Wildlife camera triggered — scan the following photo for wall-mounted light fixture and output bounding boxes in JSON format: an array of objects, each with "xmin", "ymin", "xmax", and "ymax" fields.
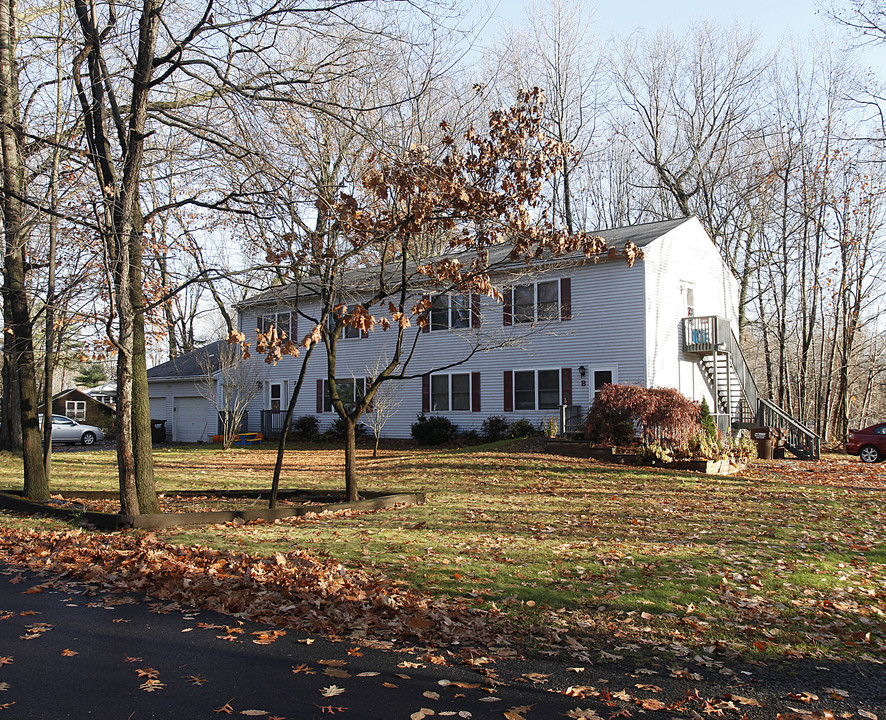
[{"xmin": 578, "ymin": 365, "xmax": 587, "ymax": 387}]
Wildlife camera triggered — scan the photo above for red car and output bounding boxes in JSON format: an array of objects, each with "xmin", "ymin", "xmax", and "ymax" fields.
[{"xmin": 846, "ymin": 423, "xmax": 886, "ymax": 463}]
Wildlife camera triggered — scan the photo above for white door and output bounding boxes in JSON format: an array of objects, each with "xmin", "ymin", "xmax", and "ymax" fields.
[{"xmin": 173, "ymin": 397, "xmax": 207, "ymax": 442}]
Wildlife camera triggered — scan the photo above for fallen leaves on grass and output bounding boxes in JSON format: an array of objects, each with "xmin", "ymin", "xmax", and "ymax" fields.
[{"xmin": 0, "ymin": 527, "xmax": 505, "ymax": 650}]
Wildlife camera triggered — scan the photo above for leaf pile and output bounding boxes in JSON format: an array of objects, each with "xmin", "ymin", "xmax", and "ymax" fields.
[{"xmin": 0, "ymin": 526, "xmax": 504, "ymax": 650}]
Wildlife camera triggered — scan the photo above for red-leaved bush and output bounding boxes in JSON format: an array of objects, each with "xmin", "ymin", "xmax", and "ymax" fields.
[{"xmin": 585, "ymin": 384, "xmax": 701, "ymax": 448}]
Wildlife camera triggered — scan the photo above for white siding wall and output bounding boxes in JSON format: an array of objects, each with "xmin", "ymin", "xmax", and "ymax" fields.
[
  {"xmin": 643, "ymin": 218, "xmax": 739, "ymax": 407},
  {"xmin": 237, "ymin": 258, "xmax": 648, "ymax": 438}
]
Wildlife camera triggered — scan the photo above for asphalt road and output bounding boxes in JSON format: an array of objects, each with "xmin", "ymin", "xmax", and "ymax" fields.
[
  {"xmin": 0, "ymin": 564, "xmax": 600, "ymax": 720},
  {"xmin": 2, "ymin": 563, "xmax": 884, "ymax": 720}
]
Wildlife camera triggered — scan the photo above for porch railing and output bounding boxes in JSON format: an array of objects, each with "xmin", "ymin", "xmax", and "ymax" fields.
[
  {"xmin": 260, "ymin": 410, "xmax": 288, "ymax": 439},
  {"xmin": 217, "ymin": 411, "xmax": 248, "ymax": 437},
  {"xmin": 559, "ymin": 404, "xmax": 584, "ymax": 437}
]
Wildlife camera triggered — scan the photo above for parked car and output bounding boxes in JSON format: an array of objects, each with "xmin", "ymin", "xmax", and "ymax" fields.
[
  {"xmin": 39, "ymin": 414, "xmax": 105, "ymax": 446},
  {"xmin": 846, "ymin": 422, "xmax": 886, "ymax": 463}
]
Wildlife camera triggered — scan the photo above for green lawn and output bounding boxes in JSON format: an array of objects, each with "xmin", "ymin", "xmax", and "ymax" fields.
[{"xmin": 1, "ymin": 443, "xmax": 884, "ymax": 660}]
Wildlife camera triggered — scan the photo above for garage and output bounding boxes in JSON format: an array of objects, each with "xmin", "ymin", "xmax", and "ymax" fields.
[{"xmin": 173, "ymin": 396, "xmax": 208, "ymax": 443}]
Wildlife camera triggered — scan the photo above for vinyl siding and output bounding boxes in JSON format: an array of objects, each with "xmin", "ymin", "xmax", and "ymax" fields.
[
  {"xmin": 642, "ymin": 217, "xmax": 739, "ymax": 407},
  {"xmin": 235, "ymin": 258, "xmax": 648, "ymax": 437}
]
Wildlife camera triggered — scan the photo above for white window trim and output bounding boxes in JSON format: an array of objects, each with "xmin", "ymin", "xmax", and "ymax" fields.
[
  {"xmin": 513, "ymin": 368, "xmax": 561, "ymax": 411},
  {"xmin": 267, "ymin": 381, "xmax": 287, "ymax": 411},
  {"xmin": 512, "ymin": 279, "xmax": 560, "ymax": 325},
  {"xmin": 260, "ymin": 310, "xmax": 293, "ymax": 339},
  {"xmin": 430, "ymin": 372, "xmax": 472, "ymax": 412},
  {"xmin": 66, "ymin": 400, "xmax": 87, "ymax": 421},
  {"xmin": 327, "ymin": 308, "xmax": 363, "ymax": 340}
]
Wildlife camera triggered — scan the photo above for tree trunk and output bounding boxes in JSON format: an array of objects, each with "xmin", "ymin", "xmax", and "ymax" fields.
[
  {"xmin": 132, "ymin": 270, "xmax": 159, "ymax": 513},
  {"xmin": 0, "ymin": 0, "xmax": 47, "ymax": 500},
  {"xmin": 269, "ymin": 343, "xmax": 315, "ymax": 509},
  {"xmin": 344, "ymin": 418, "xmax": 359, "ymax": 502},
  {"xmin": 0, "ymin": 338, "xmax": 21, "ymax": 450}
]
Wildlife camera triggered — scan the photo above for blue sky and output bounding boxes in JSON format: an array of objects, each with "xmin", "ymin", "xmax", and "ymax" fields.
[{"xmin": 471, "ymin": 0, "xmax": 884, "ymax": 67}]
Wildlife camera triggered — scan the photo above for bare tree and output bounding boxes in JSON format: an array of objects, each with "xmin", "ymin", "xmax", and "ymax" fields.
[
  {"xmin": 363, "ymin": 354, "xmax": 403, "ymax": 457},
  {"xmin": 197, "ymin": 342, "xmax": 266, "ymax": 450}
]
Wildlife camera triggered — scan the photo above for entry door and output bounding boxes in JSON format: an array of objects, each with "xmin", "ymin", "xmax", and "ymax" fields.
[{"xmin": 174, "ymin": 397, "xmax": 207, "ymax": 442}]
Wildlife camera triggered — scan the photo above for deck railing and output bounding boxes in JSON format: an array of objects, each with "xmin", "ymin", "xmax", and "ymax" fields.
[
  {"xmin": 683, "ymin": 316, "xmax": 759, "ymax": 424},
  {"xmin": 217, "ymin": 411, "xmax": 248, "ymax": 436},
  {"xmin": 558, "ymin": 404, "xmax": 584, "ymax": 437},
  {"xmin": 260, "ymin": 410, "xmax": 288, "ymax": 439}
]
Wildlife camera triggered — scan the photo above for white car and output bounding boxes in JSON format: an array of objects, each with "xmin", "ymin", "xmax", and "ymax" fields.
[{"xmin": 41, "ymin": 414, "xmax": 105, "ymax": 446}]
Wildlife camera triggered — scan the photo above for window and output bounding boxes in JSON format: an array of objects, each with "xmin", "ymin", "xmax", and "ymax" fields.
[
  {"xmin": 513, "ymin": 369, "xmax": 560, "ymax": 410},
  {"xmin": 323, "ymin": 378, "xmax": 365, "ymax": 412},
  {"xmin": 328, "ymin": 308, "xmax": 362, "ymax": 339},
  {"xmin": 591, "ymin": 367, "xmax": 617, "ymax": 399},
  {"xmin": 431, "ymin": 373, "xmax": 471, "ymax": 411},
  {"xmin": 260, "ymin": 311, "xmax": 292, "ymax": 339},
  {"xmin": 681, "ymin": 283, "xmax": 695, "ymax": 317},
  {"xmin": 66, "ymin": 401, "xmax": 86, "ymax": 422},
  {"xmin": 430, "ymin": 294, "xmax": 470, "ymax": 331},
  {"xmin": 509, "ymin": 279, "xmax": 564, "ymax": 324}
]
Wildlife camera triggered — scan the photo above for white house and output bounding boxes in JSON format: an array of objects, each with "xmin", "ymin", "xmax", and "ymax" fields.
[{"xmin": 146, "ymin": 217, "xmax": 818, "ymax": 457}]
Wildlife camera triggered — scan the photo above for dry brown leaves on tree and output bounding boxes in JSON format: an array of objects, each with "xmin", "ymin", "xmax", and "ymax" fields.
[{"xmin": 0, "ymin": 527, "xmax": 505, "ymax": 650}]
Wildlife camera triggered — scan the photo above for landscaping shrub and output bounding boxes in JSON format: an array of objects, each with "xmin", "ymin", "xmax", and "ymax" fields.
[
  {"xmin": 458, "ymin": 429, "xmax": 481, "ymax": 445},
  {"xmin": 541, "ymin": 416, "xmax": 558, "ymax": 438},
  {"xmin": 290, "ymin": 415, "xmax": 320, "ymax": 440},
  {"xmin": 585, "ymin": 385, "xmax": 638, "ymax": 446},
  {"xmin": 586, "ymin": 384, "xmax": 701, "ymax": 449},
  {"xmin": 480, "ymin": 415, "xmax": 510, "ymax": 442},
  {"xmin": 508, "ymin": 417, "xmax": 539, "ymax": 438},
  {"xmin": 411, "ymin": 414, "xmax": 459, "ymax": 445},
  {"xmin": 699, "ymin": 397, "xmax": 719, "ymax": 441},
  {"xmin": 324, "ymin": 417, "xmax": 368, "ymax": 441}
]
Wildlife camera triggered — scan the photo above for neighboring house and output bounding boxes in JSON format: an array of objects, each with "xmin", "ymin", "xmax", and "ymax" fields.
[
  {"xmin": 146, "ymin": 217, "xmax": 819, "ymax": 458},
  {"xmin": 44, "ymin": 388, "xmax": 116, "ymax": 431},
  {"xmin": 86, "ymin": 381, "xmax": 117, "ymax": 407}
]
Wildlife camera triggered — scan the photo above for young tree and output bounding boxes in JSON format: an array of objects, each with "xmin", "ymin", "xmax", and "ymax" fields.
[
  {"xmin": 0, "ymin": 0, "xmax": 48, "ymax": 499},
  {"xmin": 197, "ymin": 341, "xmax": 266, "ymax": 449},
  {"xmin": 363, "ymin": 355, "xmax": 403, "ymax": 458}
]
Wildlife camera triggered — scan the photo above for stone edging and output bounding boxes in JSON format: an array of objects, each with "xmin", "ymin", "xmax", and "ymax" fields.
[
  {"xmin": 0, "ymin": 489, "xmax": 426, "ymax": 530},
  {"xmin": 544, "ymin": 440, "xmax": 746, "ymax": 475}
]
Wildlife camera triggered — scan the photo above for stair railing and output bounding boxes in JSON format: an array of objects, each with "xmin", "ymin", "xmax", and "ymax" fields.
[
  {"xmin": 758, "ymin": 398, "xmax": 821, "ymax": 460},
  {"xmin": 717, "ymin": 318, "xmax": 759, "ymax": 423}
]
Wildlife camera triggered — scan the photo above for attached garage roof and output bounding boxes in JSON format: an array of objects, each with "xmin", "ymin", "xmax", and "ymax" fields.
[{"xmin": 146, "ymin": 340, "xmax": 229, "ymax": 381}]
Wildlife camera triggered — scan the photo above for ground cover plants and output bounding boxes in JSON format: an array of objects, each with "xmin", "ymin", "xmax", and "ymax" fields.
[{"xmin": 0, "ymin": 443, "xmax": 883, "ymax": 664}]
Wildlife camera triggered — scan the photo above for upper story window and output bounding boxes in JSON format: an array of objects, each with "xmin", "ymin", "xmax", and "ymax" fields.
[
  {"xmin": 680, "ymin": 283, "xmax": 695, "ymax": 317},
  {"xmin": 430, "ymin": 294, "xmax": 470, "ymax": 331},
  {"xmin": 328, "ymin": 308, "xmax": 363, "ymax": 339},
  {"xmin": 504, "ymin": 278, "xmax": 570, "ymax": 325},
  {"xmin": 260, "ymin": 311, "xmax": 292, "ymax": 339}
]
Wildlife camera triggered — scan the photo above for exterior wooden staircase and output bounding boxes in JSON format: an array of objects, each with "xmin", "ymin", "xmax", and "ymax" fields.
[{"xmin": 682, "ymin": 316, "xmax": 821, "ymax": 460}]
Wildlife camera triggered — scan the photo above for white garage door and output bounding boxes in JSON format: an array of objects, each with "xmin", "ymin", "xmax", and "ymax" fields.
[
  {"xmin": 174, "ymin": 397, "xmax": 207, "ymax": 443},
  {"xmin": 149, "ymin": 397, "xmax": 166, "ymax": 421}
]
